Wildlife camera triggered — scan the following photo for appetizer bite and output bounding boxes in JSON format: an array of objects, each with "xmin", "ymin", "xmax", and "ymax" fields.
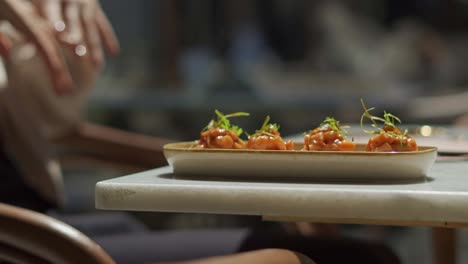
[
  {"xmin": 360, "ymin": 99, "xmax": 418, "ymax": 152},
  {"xmin": 197, "ymin": 110, "xmax": 249, "ymax": 149},
  {"xmin": 303, "ymin": 117, "xmax": 356, "ymax": 151},
  {"xmin": 246, "ymin": 116, "xmax": 294, "ymax": 150}
]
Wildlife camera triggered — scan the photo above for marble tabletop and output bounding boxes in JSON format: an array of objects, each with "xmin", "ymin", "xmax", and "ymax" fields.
[{"xmin": 95, "ymin": 161, "xmax": 468, "ymax": 227}]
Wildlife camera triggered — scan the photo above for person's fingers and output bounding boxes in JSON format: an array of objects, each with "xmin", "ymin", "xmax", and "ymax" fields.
[
  {"xmin": 80, "ymin": 1, "xmax": 103, "ymax": 66},
  {"xmin": 95, "ymin": 6, "xmax": 119, "ymax": 56},
  {"xmin": 2, "ymin": 0, "xmax": 73, "ymax": 94},
  {"xmin": 59, "ymin": 0, "xmax": 83, "ymax": 46},
  {"xmin": 33, "ymin": 23, "xmax": 74, "ymax": 94},
  {"xmin": 32, "ymin": 0, "xmax": 66, "ymax": 33},
  {"xmin": 0, "ymin": 32, "xmax": 12, "ymax": 59},
  {"xmin": 32, "ymin": 0, "xmax": 119, "ymax": 59}
]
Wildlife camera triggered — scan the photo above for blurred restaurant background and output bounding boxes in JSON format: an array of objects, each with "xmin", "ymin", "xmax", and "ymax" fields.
[
  {"xmin": 91, "ymin": 0, "xmax": 468, "ymax": 140},
  {"xmin": 60, "ymin": 0, "xmax": 468, "ymax": 263}
]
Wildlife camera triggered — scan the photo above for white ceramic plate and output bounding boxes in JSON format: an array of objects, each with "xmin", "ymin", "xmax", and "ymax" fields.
[{"xmin": 164, "ymin": 142, "xmax": 438, "ymax": 181}]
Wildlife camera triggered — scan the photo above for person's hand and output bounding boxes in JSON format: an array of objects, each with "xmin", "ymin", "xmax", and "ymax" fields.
[
  {"xmin": 31, "ymin": 0, "xmax": 120, "ymax": 67},
  {"xmin": 0, "ymin": 0, "xmax": 73, "ymax": 95},
  {"xmin": 0, "ymin": 0, "xmax": 120, "ymax": 94}
]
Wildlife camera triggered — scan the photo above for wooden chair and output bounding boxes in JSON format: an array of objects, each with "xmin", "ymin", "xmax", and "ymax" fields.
[
  {"xmin": 0, "ymin": 203, "xmax": 314, "ymax": 264},
  {"xmin": 51, "ymin": 121, "xmax": 174, "ymax": 174},
  {"xmin": 0, "ymin": 202, "xmax": 115, "ymax": 264}
]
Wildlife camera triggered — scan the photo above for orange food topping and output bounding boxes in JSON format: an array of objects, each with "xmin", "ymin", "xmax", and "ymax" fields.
[
  {"xmin": 303, "ymin": 117, "xmax": 356, "ymax": 151},
  {"xmin": 247, "ymin": 130, "xmax": 294, "ymax": 150},
  {"xmin": 366, "ymin": 126, "xmax": 418, "ymax": 152},
  {"xmin": 304, "ymin": 127, "xmax": 355, "ymax": 151},
  {"xmin": 198, "ymin": 127, "xmax": 245, "ymax": 149},
  {"xmin": 197, "ymin": 110, "xmax": 249, "ymax": 149},
  {"xmin": 360, "ymin": 99, "xmax": 418, "ymax": 152}
]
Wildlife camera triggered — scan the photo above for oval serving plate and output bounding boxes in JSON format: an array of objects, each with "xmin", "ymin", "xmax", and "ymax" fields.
[{"xmin": 163, "ymin": 142, "xmax": 437, "ymax": 181}]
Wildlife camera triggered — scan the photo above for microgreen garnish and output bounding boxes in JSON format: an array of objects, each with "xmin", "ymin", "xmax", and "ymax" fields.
[
  {"xmin": 319, "ymin": 117, "xmax": 348, "ymax": 137},
  {"xmin": 360, "ymin": 99, "xmax": 408, "ymax": 139},
  {"xmin": 252, "ymin": 116, "xmax": 280, "ymax": 137},
  {"xmin": 204, "ymin": 110, "xmax": 249, "ymax": 136}
]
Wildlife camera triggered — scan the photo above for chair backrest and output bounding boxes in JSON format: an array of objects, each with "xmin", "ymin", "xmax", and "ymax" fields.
[{"xmin": 0, "ymin": 203, "xmax": 115, "ymax": 264}]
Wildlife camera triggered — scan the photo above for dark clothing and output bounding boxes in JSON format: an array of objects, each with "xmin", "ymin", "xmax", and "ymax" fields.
[
  {"xmin": 91, "ymin": 225, "xmax": 400, "ymax": 264},
  {"xmin": 0, "ymin": 150, "xmax": 52, "ymax": 213},
  {"xmin": 94, "ymin": 228, "xmax": 249, "ymax": 264},
  {"xmin": 239, "ymin": 225, "xmax": 401, "ymax": 264}
]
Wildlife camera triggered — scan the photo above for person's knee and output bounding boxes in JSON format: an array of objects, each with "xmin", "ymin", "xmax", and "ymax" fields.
[
  {"xmin": 246, "ymin": 248, "xmax": 316, "ymax": 264},
  {"xmin": 165, "ymin": 248, "xmax": 316, "ymax": 264}
]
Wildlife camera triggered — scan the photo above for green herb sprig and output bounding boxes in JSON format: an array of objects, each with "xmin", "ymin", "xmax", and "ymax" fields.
[
  {"xmin": 319, "ymin": 117, "xmax": 349, "ymax": 137},
  {"xmin": 252, "ymin": 116, "xmax": 280, "ymax": 137},
  {"xmin": 204, "ymin": 110, "xmax": 249, "ymax": 136},
  {"xmin": 360, "ymin": 99, "xmax": 408, "ymax": 139}
]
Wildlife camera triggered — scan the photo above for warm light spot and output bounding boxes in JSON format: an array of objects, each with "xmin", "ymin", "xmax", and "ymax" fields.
[
  {"xmin": 75, "ymin": 45, "xmax": 87, "ymax": 56},
  {"xmin": 54, "ymin": 21, "xmax": 66, "ymax": 32},
  {"xmin": 420, "ymin": 125, "xmax": 432, "ymax": 137}
]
